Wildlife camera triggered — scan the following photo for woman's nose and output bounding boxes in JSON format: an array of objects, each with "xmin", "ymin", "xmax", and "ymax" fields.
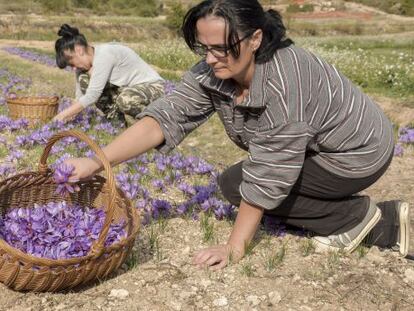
[{"xmin": 205, "ymin": 51, "xmax": 218, "ymax": 65}]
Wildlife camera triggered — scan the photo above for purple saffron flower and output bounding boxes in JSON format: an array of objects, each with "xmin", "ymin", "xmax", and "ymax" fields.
[
  {"xmin": 151, "ymin": 199, "xmax": 172, "ymax": 219},
  {"xmin": 394, "ymin": 143, "xmax": 404, "ymax": 157},
  {"xmin": 53, "ymin": 163, "xmax": 80, "ymax": 196},
  {"xmin": 152, "ymin": 179, "xmax": 165, "ymax": 191}
]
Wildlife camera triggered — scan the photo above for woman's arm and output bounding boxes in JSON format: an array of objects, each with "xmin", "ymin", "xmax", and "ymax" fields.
[
  {"xmin": 192, "ymin": 199, "xmax": 264, "ymax": 270},
  {"xmin": 52, "ymin": 100, "xmax": 84, "ymax": 122},
  {"xmin": 102, "ymin": 116, "xmax": 164, "ymax": 166},
  {"xmin": 66, "ymin": 116, "xmax": 164, "ymax": 181}
]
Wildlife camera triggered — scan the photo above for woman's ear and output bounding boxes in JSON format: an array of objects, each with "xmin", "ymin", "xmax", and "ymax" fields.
[{"xmin": 250, "ymin": 29, "xmax": 263, "ymax": 52}]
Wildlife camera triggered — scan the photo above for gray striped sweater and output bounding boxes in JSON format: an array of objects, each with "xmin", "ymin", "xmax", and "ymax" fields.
[{"xmin": 138, "ymin": 45, "xmax": 394, "ymax": 210}]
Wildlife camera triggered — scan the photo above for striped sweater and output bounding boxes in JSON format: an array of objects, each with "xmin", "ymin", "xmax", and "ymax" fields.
[{"xmin": 138, "ymin": 45, "xmax": 394, "ymax": 210}]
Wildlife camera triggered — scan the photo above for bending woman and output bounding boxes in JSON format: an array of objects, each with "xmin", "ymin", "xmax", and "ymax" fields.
[
  {"xmin": 53, "ymin": 24, "xmax": 164, "ymax": 125},
  {"xmin": 64, "ymin": 0, "xmax": 410, "ymax": 269}
]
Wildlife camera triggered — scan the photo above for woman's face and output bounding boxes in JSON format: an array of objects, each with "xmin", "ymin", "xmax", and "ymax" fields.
[
  {"xmin": 196, "ymin": 15, "xmax": 260, "ymax": 82},
  {"xmin": 64, "ymin": 45, "xmax": 92, "ymax": 71}
]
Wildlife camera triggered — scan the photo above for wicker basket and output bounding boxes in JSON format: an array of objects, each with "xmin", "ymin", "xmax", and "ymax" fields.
[
  {"xmin": 0, "ymin": 130, "xmax": 140, "ymax": 292},
  {"xmin": 6, "ymin": 96, "xmax": 59, "ymax": 124}
]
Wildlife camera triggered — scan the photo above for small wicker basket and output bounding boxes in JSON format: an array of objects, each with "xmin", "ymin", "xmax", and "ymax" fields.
[
  {"xmin": 6, "ymin": 96, "xmax": 59, "ymax": 124},
  {"xmin": 0, "ymin": 130, "xmax": 140, "ymax": 292}
]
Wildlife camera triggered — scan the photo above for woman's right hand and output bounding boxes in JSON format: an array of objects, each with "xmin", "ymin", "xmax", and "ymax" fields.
[{"xmin": 64, "ymin": 157, "xmax": 103, "ymax": 182}]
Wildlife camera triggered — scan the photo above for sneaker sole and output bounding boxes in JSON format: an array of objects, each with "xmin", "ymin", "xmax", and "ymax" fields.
[
  {"xmin": 313, "ymin": 206, "xmax": 382, "ymax": 254},
  {"xmin": 397, "ymin": 202, "xmax": 410, "ymax": 257},
  {"xmin": 342, "ymin": 206, "xmax": 382, "ymax": 253}
]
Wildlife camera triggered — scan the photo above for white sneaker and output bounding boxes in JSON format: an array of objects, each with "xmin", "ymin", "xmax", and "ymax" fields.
[{"xmin": 312, "ymin": 201, "xmax": 382, "ymax": 253}]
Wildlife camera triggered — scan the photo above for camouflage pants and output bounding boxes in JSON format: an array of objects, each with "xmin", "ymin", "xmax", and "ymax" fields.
[{"xmin": 78, "ymin": 73, "xmax": 165, "ymax": 124}]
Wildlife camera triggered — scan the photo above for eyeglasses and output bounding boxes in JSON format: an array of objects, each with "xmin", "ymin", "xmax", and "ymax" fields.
[{"xmin": 193, "ymin": 33, "xmax": 252, "ymax": 58}]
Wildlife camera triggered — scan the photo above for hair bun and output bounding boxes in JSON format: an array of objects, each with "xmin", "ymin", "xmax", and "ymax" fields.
[{"xmin": 57, "ymin": 24, "xmax": 80, "ymax": 38}]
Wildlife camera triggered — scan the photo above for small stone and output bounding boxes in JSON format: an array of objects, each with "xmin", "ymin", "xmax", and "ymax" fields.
[
  {"xmin": 109, "ymin": 289, "xmax": 129, "ymax": 300},
  {"xmin": 54, "ymin": 304, "xmax": 66, "ymax": 311},
  {"xmin": 179, "ymin": 291, "xmax": 194, "ymax": 300},
  {"xmin": 183, "ymin": 246, "xmax": 191, "ymax": 255},
  {"xmin": 404, "ymin": 268, "xmax": 414, "ymax": 282},
  {"xmin": 268, "ymin": 291, "xmax": 282, "ymax": 305},
  {"xmin": 169, "ymin": 301, "xmax": 182, "ymax": 311},
  {"xmin": 200, "ymin": 279, "xmax": 212, "ymax": 288},
  {"xmin": 93, "ymin": 297, "xmax": 106, "ymax": 306},
  {"xmin": 246, "ymin": 295, "xmax": 260, "ymax": 306},
  {"xmin": 213, "ymin": 296, "xmax": 228, "ymax": 307}
]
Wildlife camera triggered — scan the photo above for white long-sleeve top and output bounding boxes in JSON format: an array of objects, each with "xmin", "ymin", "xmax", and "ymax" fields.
[{"xmin": 76, "ymin": 43, "xmax": 163, "ymax": 107}]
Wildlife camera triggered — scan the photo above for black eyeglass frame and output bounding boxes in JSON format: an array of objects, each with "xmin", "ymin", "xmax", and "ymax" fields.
[{"xmin": 192, "ymin": 32, "xmax": 253, "ymax": 58}]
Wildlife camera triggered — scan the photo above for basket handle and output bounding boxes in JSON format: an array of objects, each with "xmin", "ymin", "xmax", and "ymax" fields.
[{"xmin": 39, "ymin": 130, "xmax": 117, "ymax": 259}]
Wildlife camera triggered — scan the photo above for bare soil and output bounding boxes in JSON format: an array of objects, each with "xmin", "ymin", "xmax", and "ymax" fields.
[{"xmin": 1, "ymin": 151, "xmax": 414, "ymax": 311}]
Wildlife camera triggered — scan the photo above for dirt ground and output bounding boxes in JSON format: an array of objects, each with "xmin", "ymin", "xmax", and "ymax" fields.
[{"xmin": 1, "ymin": 152, "xmax": 413, "ymax": 311}]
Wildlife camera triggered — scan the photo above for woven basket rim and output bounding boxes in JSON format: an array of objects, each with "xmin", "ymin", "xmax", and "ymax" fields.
[{"xmin": 6, "ymin": 96, "xmax": 59, "ymax": 106}]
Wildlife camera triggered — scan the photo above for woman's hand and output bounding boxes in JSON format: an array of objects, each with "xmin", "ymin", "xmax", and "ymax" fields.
[
  {"xmin": 192, "ymin": 244, "xmax": 243, "ymax": 270},
  {"xmin": 52, "ymin": 101, "xmax": 84, "ymax": 122},
  {"xmin": 64, "ymin": 157, "xmax": 102, "ymax": 182},
  {"xmin": 192, "ymin": 200, "xmax": 264, "ymax": 270},
  {"xmin": 52, "ymin": 110, "xmax": 71, "ymax": 122}
]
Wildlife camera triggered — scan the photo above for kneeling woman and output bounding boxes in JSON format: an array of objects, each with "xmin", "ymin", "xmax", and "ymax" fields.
[
  {"xmin": 53, "ymin": 24, "xmax": 164, "ymax": 125},
  {"xmin": 63, "ymin": 0, "xmax": 409, "ymax": 269}
]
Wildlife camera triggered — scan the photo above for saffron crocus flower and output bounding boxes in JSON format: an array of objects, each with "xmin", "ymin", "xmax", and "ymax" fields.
[
  {"xmin": 53, "ymin": 163, "xmax": 80, "ymax": 196},
  {"xmin": 178, "ymin": 182, "xmax": 195, "ymax": 196},
  {"xmin": 152, "ymin": 179, "xmax": 165, "ymax": 191},
  {"xmin": 399, "ymin": 127, "xmax": 414, "ymax": 144},
  {"xmin": 262, "ymin": 215, "xmax": 287, "ymax": 237},
  {"xmin": 394, "ymin": 143, "xmax": 404, "ymax": 157},
  {"xmin": 151, "ymin": 199, "xmax": 172, "ymax": 219}
]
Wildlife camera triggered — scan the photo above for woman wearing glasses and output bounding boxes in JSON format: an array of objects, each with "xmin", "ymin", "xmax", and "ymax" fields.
[
  {"xmin": 65, "ymin": 0, "xmax": 410, "ymax": 269},
  {"xmin": 53, "ymin": 24, "xmax": 165, "ymax": 125}
]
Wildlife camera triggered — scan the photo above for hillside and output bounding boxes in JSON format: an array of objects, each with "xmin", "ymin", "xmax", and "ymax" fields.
[{"xmin": 1, "ymin": 0, "xmax": 414, "ymax": 17}]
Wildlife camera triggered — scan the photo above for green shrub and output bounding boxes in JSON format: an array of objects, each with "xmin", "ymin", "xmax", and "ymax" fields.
[{"xmin": 165, "ymin": 2, "xmax": 187, "ymax": 35}]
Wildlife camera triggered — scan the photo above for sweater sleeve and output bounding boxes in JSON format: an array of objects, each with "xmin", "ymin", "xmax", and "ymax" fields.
[
  {"xmin": 137, "ymin": 68, "xmax": 215, "ymax": 153},
  {"xmin": 240, "ymin": 121, "xmax": 315, "ymax": 210}
]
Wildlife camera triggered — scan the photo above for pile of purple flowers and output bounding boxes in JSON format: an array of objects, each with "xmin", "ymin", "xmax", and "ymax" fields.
[
  {"xmin": 394, "ymin": 126, "xmax": 414, "ymax": 157},
  {"xmin": 0, "ymin": 202, "xmax": 126, "ymax": 260}
]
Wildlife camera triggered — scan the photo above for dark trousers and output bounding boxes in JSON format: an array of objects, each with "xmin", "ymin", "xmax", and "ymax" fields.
[{"xmin": 218, "ymin": 154, "xmax": 393, "ymax": 241}]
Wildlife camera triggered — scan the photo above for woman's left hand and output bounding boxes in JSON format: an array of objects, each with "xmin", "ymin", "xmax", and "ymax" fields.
[{"xmin": 192, "ymin": 244, "xmax": 243, "ymax": 270}]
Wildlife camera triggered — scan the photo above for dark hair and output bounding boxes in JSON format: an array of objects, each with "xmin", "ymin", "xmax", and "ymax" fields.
[
  {"xmin": 182, "ymin": 0, "xmax": 293, "ymax": 64},
  {"xmin": 55, "ymin": 24, "xmax": 88, "ymax": 69}
]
